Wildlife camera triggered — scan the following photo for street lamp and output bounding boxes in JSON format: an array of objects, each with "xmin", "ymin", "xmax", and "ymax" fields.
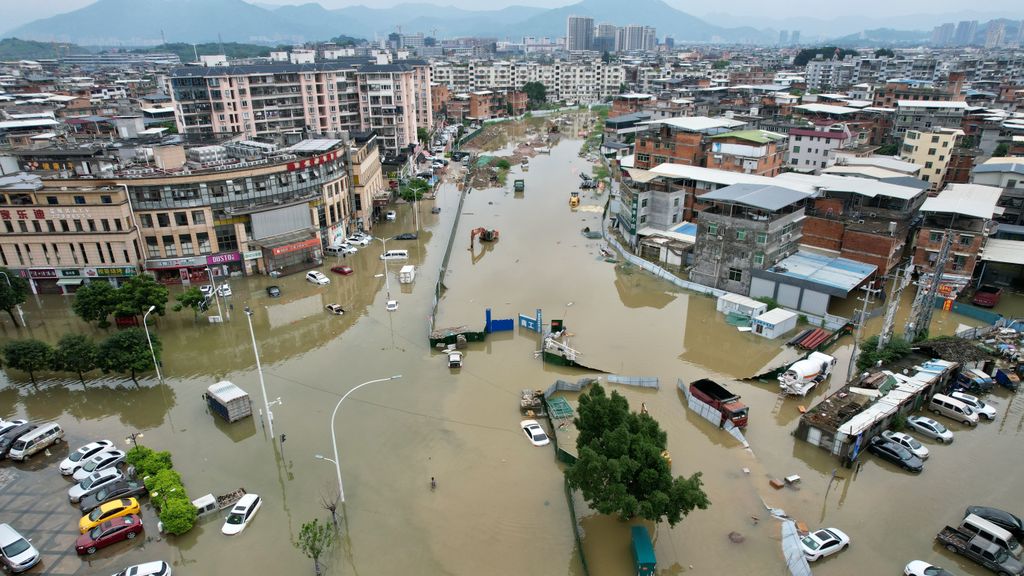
[
  {"xmin": 0, "ymin": 271, "xmax": 25, "ymax": 327},
  {"xmin": 142, "ymin": 305, "xmax": 162, "ymax": 382},
  {"xmin": 376, "ymin": 237, "xmax": 391, "ymax": 300},
  {"xmin": 318, "ymin": 375, "xmax": 402, "ymax": 503},
  {"xmin": 205, "ymin": 266, "xmax": 224, "ymax": 321},
  {"xmin": 244, "ymin": 306, "xmax": 276, "ymax": 440}
]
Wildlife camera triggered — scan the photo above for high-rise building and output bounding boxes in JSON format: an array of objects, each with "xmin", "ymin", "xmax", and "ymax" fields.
[
  {"xmin": 617, "ymin": 24, "xmax": 649, "ymax": 51},
  {"xmin": 931, "ymin": 23, "xmax": 955, "ymax": 46},
  {"xmin": 594, "ymin": 23, "xmax": 617, "ymax": 53},
  {"xmin": 779, "ymin": 30, "xmax": 789, "ymax": 46},
  {"xmin": 985, "ymin": 22, "xmax": 1006, "ymax": 48},
  {"xmin": 566, "ymin": 15, "xmax": 594, "ymax": 51},
  {"xmin": 643, "ymin": 26, "xmax": 657, "ymax": 51},
  {"xmin": 791, "ymin": 30, "xmax": 801, "ymax": 45},
  {"xmin": 954, "ymin": 20, "xmax": 977, "ymax": 45}
]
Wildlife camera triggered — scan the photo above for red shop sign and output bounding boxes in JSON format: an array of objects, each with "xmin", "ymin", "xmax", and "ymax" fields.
[{"xmin": 270, "ymin": 237, "xmax": 321, "ymax": 256}]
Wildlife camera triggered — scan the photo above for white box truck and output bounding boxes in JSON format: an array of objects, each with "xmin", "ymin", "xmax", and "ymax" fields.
[
  {"xmin": 399, "ymin": 265, "xmax": 416, "ymax": 284},
  {"xmin": 205, "ymin": 381, "xmax": 253, "ymax": 423}
]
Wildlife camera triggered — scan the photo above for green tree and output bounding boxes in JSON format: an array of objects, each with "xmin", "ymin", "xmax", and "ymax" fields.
[
  {"xmin": 856, "ymin": 335, "xmax": 911, "ymax": 371},
  {"xmin": 712, "ymin": 59, "xmax": 730, "ymax": 69},
  {"xmin": 2, "ymin": 339, "xmax": 53, "ymax": 383},
  {"xmin": 993, "ymin": 142, "xmax": 1009, "ymax": 157},
  {"xmin": 71, "ymin": 281, "xmax": 120, "ymax": 328},
  {"xmin": 159, "ymin": 494, "xmax": 198, "ymax": 536},
  {"xmin": 295, "ymin": 518, "xmax": 337, "ymax": 576},
  {"xmin": 495, "ymin": 158, "xmax": 511, "ymax": 170},
  {"xmin": 98, "ymin": 329, "xmax": 159, "ymax": 381},
  {"xmin": 52, "ymin": 334, "xmax": 98, "ymax": 382},
  {"xmin": 523, "ymin": 81, "xmax": 547, "ymax": 107},
  {"xmin": 0, "ymin": 267, "xmax": 29, "ymax": 327},
  {"xmin": 126, "ymin": 445, "xmax": 174, "ymax": 478},
  {"xmin": 601, "ymin": 51, "xmax": 611, "ymax": 64},
  {"xmin": 115, "ymin": 275, "xmax": 169, "ymax": 320},
  {"xmin": 399, "ymin": 178, "xmax": 431, "ymax": 201},
  {"xmin": 875, "ymin": 143, "xmax": 900, "ymax": 156},
  {"xmin": 565, "ymin": 383, "xmax": 710, "ymax": 527},
  {"xmin": 874, "ymin": 48, "xmax": 895, "ymax": 58},
  {"xmin": 417, "ymin": 127, "xmax": 429, "ymax": 144},
  {"xmin": 173, "ymin": 287, "xmax": 207, "ymax": 321}
]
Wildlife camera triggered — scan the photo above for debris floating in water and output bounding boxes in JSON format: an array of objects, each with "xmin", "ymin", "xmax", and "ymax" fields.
[{"xmin": 728, "ymin": 531, "xmax": 745, "ymax": 543}]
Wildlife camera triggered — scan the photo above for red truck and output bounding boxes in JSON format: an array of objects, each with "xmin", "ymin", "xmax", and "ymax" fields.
[
  {"xmin": 972, "ymin": 285, "xmax": 1003, "ymax": 308},
  {"xmin": 689, "ymin": 379, "xmax": 749, "ymax": 428}
]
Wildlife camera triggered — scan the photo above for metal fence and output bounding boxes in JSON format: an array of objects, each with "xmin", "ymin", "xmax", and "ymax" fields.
[{"xmin": 606, "ymin": 375, "xmax": 660, "ymax": 389}]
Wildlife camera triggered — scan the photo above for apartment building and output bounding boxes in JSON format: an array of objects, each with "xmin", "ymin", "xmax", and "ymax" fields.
[
  {"xmin": 0, "ymin": 172, "xmax": 143, "ymax": 295},
  {"xmin": 347, "ymin": 132, "xmax": 386, "ymax": 233},
  {"xmin": 633, "ymin": 116, "xmax": 747, "ymax": 170},
  {"xmin": 356, "ymin": 61, "xmax": 433, "ymax": 155},
  {"xmin": 872, "ymin": 73, "xmax": 965, "ymax": 108},
  {"xmin": 428, "ymin": 60, "xmax": 625, "ymax": 104},
  {"xmin": 690, "ymin": 183, "xmax": 810, "ymax": 294},
  {"xmin": 913, "ymin": 184, "xmax": 1002, "ymax": 287},
  {"xmin": 892, "ymin": 100, "xmax": 967, "ymax": 140},
  {"xmin": 566, "ymin": 16, "xmax": 595, "ymax": 51},
  {"xmin": 973, "ymin": 157, "xmax": 1024, "ymax": 225},
  {"xmin": 899, "ymin": 127, "xmax": 965, "ymax": 191},
  {"xmin": 786, "ymin": 124, "xmax": 857, "ymax": 173},
  {"xmin": 707, "ymin": 130, "xmax": 787, "ymax": 177}
]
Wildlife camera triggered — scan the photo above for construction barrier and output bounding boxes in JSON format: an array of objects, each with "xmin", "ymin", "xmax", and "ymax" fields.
[{"xmin": 606, "ymin": 375, "xmax": 660, "ymax": 389}]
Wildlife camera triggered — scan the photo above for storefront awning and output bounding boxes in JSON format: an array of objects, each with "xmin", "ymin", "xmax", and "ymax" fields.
[{"xmin": 56, "ymin": 278, "xmax": 83, "ymax": 286}]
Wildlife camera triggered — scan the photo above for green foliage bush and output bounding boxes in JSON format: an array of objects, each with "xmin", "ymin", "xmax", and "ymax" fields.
[
  {"xmin": 126, "ymin": 446, "xmax": 173, "ymax": 478},
  {"xmin": 132, "ymin": 444, "xmax": 197, "ymax": 536},
  {"xmin": 160, "ymin": 495, "xmax": 198, "ymax": 536}
]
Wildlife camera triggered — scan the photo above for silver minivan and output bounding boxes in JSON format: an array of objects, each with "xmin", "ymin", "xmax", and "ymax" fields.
[
  {"xmin": 0, "ymin": 523, "xmax": 40, "ymax": 573},
  {"xmin": 961, "ymin": 513, "xmax": 1021, "ymax": 558},
  {"xmin": 929, "ymin": 393, "xmax": 979, "ymax": 426},
  {"xmin": 8, "ymin": 422, "xmax": 64, "ymax": 461}
]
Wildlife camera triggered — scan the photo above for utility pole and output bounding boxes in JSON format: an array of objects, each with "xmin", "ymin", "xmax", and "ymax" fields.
[
  {"xmin": 905, "ymin": 231, "xmax": 953, "ymax": 343},
  {"xmin": 847, "ymin": 285, "xmax": 880, "ymax": 381},
  {"xmin": 877, "ymin": 262, "xmax": 913, "ymax": 349}
]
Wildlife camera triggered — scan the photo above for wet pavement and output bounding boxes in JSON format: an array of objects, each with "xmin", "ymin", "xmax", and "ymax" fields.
[{"xmin": 0, "ymin": 111, "xmax": 1020, "ymax": 575}]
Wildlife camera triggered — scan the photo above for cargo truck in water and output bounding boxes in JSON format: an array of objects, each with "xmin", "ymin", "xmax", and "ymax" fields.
[
  {"xmin": 688, "ymin": 379, "xmax": 749, "ymax": 428},
  {"xmin": 205, "ymin": 381, "xmax": 253, "ymax": 423}
]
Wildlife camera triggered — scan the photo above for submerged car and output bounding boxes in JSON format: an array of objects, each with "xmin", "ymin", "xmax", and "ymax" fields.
[
  {"xmin": 75, "ymin": 515, "xmax": 143, "ymax": 555},
  {"xmin": 393, "ymin": 233, "xmax": 418, "ymax": 240},
  {"xmin": 386, "ymin": 300, "xmax": 399, "ymax": 312},
  {"xmin": 0, "ymin": 523, "xmax": 40, "ymax": 573},
  {"xmin": 330, "ymin": 266, "xmax": 353, "ymax": 276},
  {"xmin": 110, "ymin": 561, "xmax": 173, "ymax": 576},
  {"xmin": 73, "ymin": 450, "xmax": 126, "ymax": 481},
  {"xmin": 60, "ymin": 440, "xmax": 115, "ymax": 475},
  {"xmin": 520, "ymin": 420, "xmax": 550, "ymax": 447},
  {"xmin": 265, "ymin": 286, "xmax": 281, "ymax": 298},
  {"xmin": 866, "ymin": 436, "xmax": 923, "ymax": 472},
  {"xmin": 69, "ymin": 468, "xmax": 123, "ymax": 503},
  {"xmin": 222, "ymin": 493, "xmax": 262, "ymax": 535},
  {"xmin": 78, "ymin": 480, "xmax": 148, "ymax": 514},
  {"xmin": 880, "ymin": 430, "xmax": 930, "ymax": 460},
  {"xmin": 904, "ymin": 560, "xmax": 955, "ymax": 576},
  {"xmin": 950, "ymin": 391, "xmax": 997, "ymax": 420},
  {"xmin": 325, "ymin": 304, "xmax": 345, "ymax": 315},
  {"xmin": 972, "ymin": 285, "xmax": 1003, "ymax": 307},
  {"xmin": 800, "ymin": 527, "xmax": 850, "ymax": 561},
  {"xmin": 906, "ymin": 416, "xmax": 954, "ymax": 443},
  {"xmin": 965, "ymin": 506, "xmax": 1024, "ymax": 540},
  {"xmin": 306, "ymin": 271, "xmax": 331, "ymax": 285},
  {"xmin": 79, "ymin": 498, "xmax": 141, "ymax": 534}
]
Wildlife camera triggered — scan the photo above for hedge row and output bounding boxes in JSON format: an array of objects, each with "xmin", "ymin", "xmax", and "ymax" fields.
[{"xmin": 126, "ymin": 445, "xmax": 197, "ymax": 535}]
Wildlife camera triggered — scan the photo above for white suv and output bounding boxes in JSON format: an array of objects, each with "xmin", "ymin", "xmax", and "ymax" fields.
[
  {"xmin": 348, "ymin": 234, "xmax": 372, "ymax": 246},
  {"xmin": 306, "ymin": 271, "xmax": 331, "ymax": 285}
]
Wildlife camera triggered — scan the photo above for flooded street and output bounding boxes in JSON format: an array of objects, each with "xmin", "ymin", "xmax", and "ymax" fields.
[{"xmin": 1, "ymin": 111, "xmax": 1021, "ymax": 576}]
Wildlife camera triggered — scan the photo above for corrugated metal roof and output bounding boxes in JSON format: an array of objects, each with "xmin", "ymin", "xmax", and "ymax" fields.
[{"xmin": 699, "ymin": 182, "xmax": 812, "ymax": 211}]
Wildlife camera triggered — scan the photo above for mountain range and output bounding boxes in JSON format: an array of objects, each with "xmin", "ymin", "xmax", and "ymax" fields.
[{"xmin": 3, "ymin": 0, "xmax": 771, "ymax": 45}]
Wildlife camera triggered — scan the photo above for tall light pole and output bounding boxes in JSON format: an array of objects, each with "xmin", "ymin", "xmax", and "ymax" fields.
[
  {"xmin": 205, "ymin": 266, "xmax": 224, "ymax": 320},
  {"xmin": 316, "ymin": 374, "xmax": 402, "ymax": 503},
  {"xmin": 142, "ymin": 305, "xmax": 162, "ymax": 382},
  {"xmin": 0, "ymin": 271, "xmax": 25, "ymax": 327},
  {"xmin": 376, "ymin": 237, "xmax": 391, "ymax": 300},
  {"xmin": 244, "ymin": 306, "xmax": 276, "ymax": 440}
]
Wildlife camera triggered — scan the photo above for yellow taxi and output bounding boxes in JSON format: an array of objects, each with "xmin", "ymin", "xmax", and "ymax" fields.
[{"xmin": 78, "ymin": 498, "xmax": 141, "ymax": 533}]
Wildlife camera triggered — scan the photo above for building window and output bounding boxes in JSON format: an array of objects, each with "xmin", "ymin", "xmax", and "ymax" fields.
[
  {"xmin": 792, "ymin": 146, "xmax": 800, "ymax": 153},
  {"xmin": 197, "ymin": 232, "xmax": 212, "ymax": 254},
  {"xmin": 175, "ymin": 212, "xmax": 189, "ymax": 226},
  {"xmin": 736, "ymin": 229, "xmax": 747, "ymax": 241},
  {"xmin": 163, "ymin": 235, "xmax": 177, "ymax": 256},
  {"xmin": 146, "ymin": 237, "xmax": 159, "ymax": 258},
  {"xmin": 46, "ymin": 196, "xmax": 58, "ymax": 205},
  {"xmin": 639, "ymin": 215, "xmax": 647, "ymax": 224},
  {"xmin": 929, "ymin": 231, "xmax": 943, "ymax": 243},
  {"xmin": 100, "ymin": 195, "xmax": 112, "ymax": 204},
  {"xmin": 925, "ymin": 161, "xmax": 933, "ymax": 169},
  {"xmin": 756, "ymin": 232, "xmax": 768, "ymax": 244},
  {"xmin": 74, "ymin": 196, "xmax": 86, "ymax": 205},
  {"xmin": 707, "ymin": 223, "xmax": 718, "ymax": 236},
  {"xmin": 157, "ymin": 213, "xmax": 170, "ymax": 227},
  {"xmin": 180, "ymin": 234, "xmax": 194, "ymax": 256},
  {"xmin": 640, "ymin": 198, "xmax": 647, "ymax": 208},
  {"xmin": 192, "ymin": 210, "xmax": 206, "ymax": 224},
  {"xmin": 728, "ymin": 267, "xmax": 742, "ymax": 282},
  {"xmin": 754, "ymin": 253, "xmax": 765, "ymax": 265},
  {"xmin": 140, "ymin": 214, "xmax": 153, "ymax": 227},
  {"xmin": 959, "ymin": 234, "xmax": 973, "ymax": 246}
]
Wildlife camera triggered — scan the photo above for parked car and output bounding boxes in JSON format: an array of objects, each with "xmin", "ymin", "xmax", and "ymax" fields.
[
  {"xmin": 966, "ymin": 506, "xmax": 1024, "ymax": 541},
  {"xmin": 904, "ymin": 560, "xmax": 956, "ymax": 576},
  {"xmin": 216, "ymin": 284, "xmax": 232, "ymax": 297},
  {"xmin": 222, "ymin": 493, "xmax": 262, "ymax": 535},
  {"xmin": 950, "ymin": 391, "xmax": 997, "ymax": 420},
  {"xmin": 0, "ymin": 419, "xmax": 27, "ymax": 438},
  {"xmin": 73, "ymin": 450, "xmax": 126, "ymax": 481},
  {"xmin": 906, "ymin": 416, "xmax": 954, "ymax": 443},
  {"xmin": 75, "ymin": 514, "xmax": 143, "ymax": 555},
  {"xmin": 79, "ymin": 498, "xmax": 141, "ymax": 534},
  {"xmin": 78, "ymin": 479, "xmax": 148, "ymax": 514},
  {"xmin": 520, "ymin": 420, "xmax": 550, "ymax": 447},
  {"xmin": 881, "ymin": 430, "xmax": 930, "ymax": 459},
  {"xmin": 867, "ymin": 436, "xmax": 924, "ymax": 472},
  {"xmin": 385, "ymin": 300, "xmax": 399, "ymax": 312},
  {"xmin": 0, "ymin": 423, "xmax": 37, "ymax": 459},
  {"xmin": 800, "ymin": 527, "xmax": 850, "ymax": 561},
  {"xmin": 306, "ymin": 271, "xmax": 330, "ymax": 285},
  {"xmin": 331, "ymin": 243, "xmax": 357, "ymax": 255},
  {"xmin": 416, "ymin": 170, "xmax": 433, "ymax": 179},
  {"xmin": 972, "ymin": 285, "xmax": 1003, "ymax": 307},
  {"xmin": 0, "ymin": 523, "xmax": 39, "ymax": 574},
  {"xmin": 111, "ymin": 561, "xmax": 172, "ymax": 576},
  {"xmin": 330, "ymin": 266, "xmax": 353, "ymax": 275},
  {"xmin": 199, "ymin": 285, "xmax": 215, "ymax": 297},
  {"xmin": 69, "ymin": 468, "xmax": 123, "ymax": 503},
  {"xmin": 393, "ymin": 233, "xmax": 418, "ymax": 240},
  {"xmin": 60, "ymin": 440, "xmax": 115, "ymax": 476},
  {"xmin": 325, "ymin": 304, "xmax": 345, "ymax": 316},
  {"xmin": 431, "ymin": 161, "xmax": 445, "ymax": 170},
  {"xmin": 266, "ymin": 286, "xmax": 281, "ymax": 298},
  {"xmin": 385, "ymin": 210, "xmax": 397, "ymax": 220},
  {"xmin": 110, "ymin": 561, "xmax": 171, "ymax": 573},
  {"xmin": 347, "ymin": 235, "xmax": 372, "ymax": 246}
]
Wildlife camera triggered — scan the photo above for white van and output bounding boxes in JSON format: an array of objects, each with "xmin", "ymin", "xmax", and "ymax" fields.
[
  {"xmin": 8, "ymin": 422, "xmax": 64, "ymax": 461},
  {"xmin": 961, "ymin": 513, "xmax": 1021, "ymax": 558},
  {"xmin": 380, "ymin": 249, "xmax": 409, "ymax": 261},
  {"xmin": 929, "ymin": 393, "xmax": 979, "ymax": 426}
]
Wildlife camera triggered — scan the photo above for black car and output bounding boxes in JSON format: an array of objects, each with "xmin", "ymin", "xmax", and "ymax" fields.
[
  {"xmin": 393, "ymin": 233, "xmax": 418, "ymax": 240},
  {"xmin": 78, "ymin": 479, "xmax": 148, "ymax": 514},
  {"xmin": 867, "ymin": 436, "xmax": 924, "ymax": 472},
  {"xmin": 0, "ymin": 423, "xmax": 37, "ymax": 459},
  {"xmin": 266, "ymin": 286, "xmax": 281, "ymax": 298},
  {"xmin": 966, "ymin": 506, "xmax": 1024, "ymax": 540}
]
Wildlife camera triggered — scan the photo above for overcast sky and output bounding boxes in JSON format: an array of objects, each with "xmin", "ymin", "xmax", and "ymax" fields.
[{"xmin": 7, "ymin": 0, "xmax": 1023, "ymax": 32}]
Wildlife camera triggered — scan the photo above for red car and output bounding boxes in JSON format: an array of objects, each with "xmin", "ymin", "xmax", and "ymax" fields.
[
  {"xmin": 330, "ymin": 265, "xmax": 353, "ymax": 275},
  {"xmin": 971, "ymin": 285, "xmax": 1002, "ymax": 308},
  {"xmin": 75, "ymin": 514, "xmax": 143, "ymax": 555}
]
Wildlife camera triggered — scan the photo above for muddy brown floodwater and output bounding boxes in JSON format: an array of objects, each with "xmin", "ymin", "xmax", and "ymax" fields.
[{"xmin": 0, "ymin": 111, "xmax": 1019, "ymax": 576}]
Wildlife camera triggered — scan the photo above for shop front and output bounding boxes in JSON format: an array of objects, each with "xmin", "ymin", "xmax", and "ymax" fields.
[
  {"xmin": 206, "ymin": 252, "xmax": 244, "ymax": 278},
  {"xmin": 23, "ymin": 268, "xmax": 59, "ymax": 295},
  {"xmin": 145, "ymin": 256, "xmax": 209, "ymax": 284},
  {"xmin": 83, "ymin": 266, "xmax": 137, "ymax": 289},
  {"xmin": 22, "ymin": 266, "xmax": 138, "ymax": 294},
  {"xmin": 256, "ymin": 233, "xmax": 322, "ymax": 277}
]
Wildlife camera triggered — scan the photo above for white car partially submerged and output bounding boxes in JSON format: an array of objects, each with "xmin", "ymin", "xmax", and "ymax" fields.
[
  {"xmin": 111, "ymin": 560, "xmax": 172, "ymax": 576},
  {"xmin": 69, "ymin": 468, "xmax": 123, "ymax": 503},
  {"xmin": 950, "ymin": 391, "xmax": 997, "ymax": 420},
  {"xmin": 880, "ymin": 430, "xmax": 929, "ymax": 460},
  {"xmin": 520, "ymin": 420, "xmax": 550, "ymax": 447},
  {"xmin": 800, "ymin": 527, "xmax": 850, "ymax": 561},
  {"xmin": 222, "ymin": 493, "xmax": 262, "ymax": 535},
  {"xmin": 306, "ymin": 271, "xmax": 330, "ymax": 285},
  {"xmin": 60, "ymin": 440, "xmax": 114, "ymax": 476},
  {"xmin": 73, "ymin": 450, "xmax": 126, "ymax": 481},
  {"xmin": 906, "ymin": 415, "xmax": 955, "ymax": 443}
]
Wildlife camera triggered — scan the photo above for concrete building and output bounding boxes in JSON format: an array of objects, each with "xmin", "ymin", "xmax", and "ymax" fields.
[
  {"xmin": 913, "ymin": 184, "xmax": 1002, "ymax": 288},
  {"xmin": 428, "ymin": 60, "xmax": 624, "ymax": 104},
  {"xmin": 346, "ymin": 132, "xmax": 386, "ymax": 234},
  {"xmin": 690, "ymin": 183, "xmax": 811, "ymax": 294},
  {"xmin": 356, "ymin": 61, "xmax": 433, "ymax": 155},
  {"xmin": 633, "ymin": 116, "xmax": 747, "ymax": 170},
  {"xmin": 787, "ymin": 123, "xmax": 857, "ymax": 173},
  {"xmin": 566, "ymin": 16, "xmax": 594, "ymax": 51},
  {"xmin": 892, "ymin": 100, "xmax": 967, "ymax": 140},
  {"xmin": 972, "ymin": 157, "xmax": 1024, "ymax": 225},
  {"xmin": 616, "ymin": 25, "xmax": 656, "ymax": 52},
  {"xmin": 0, "ymin": 172, "xmax": 141, "ymax": 294},
  {"xmin": 707, "ymin": 130, "xmax": 788, "ymax": 177},
  {"xmin": 899, "ymin": 127, "xmax": 965, "ymax": 191}
]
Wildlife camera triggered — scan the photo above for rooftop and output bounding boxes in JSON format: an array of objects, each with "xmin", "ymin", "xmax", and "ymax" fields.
[
  {"xmin": 169, "ymin": 59, "xmax": 372, "ymax": 77},
  {"xmin": 699, "ymin": 183, "xmax": 811, "ymax": 211},
  {"xmin": 895, "ymin": 100, "xmax": 968, "ymax": 109},
  {"xmin": 794, "ymin": 103, "xmax": 859, "ymax": 116},
  {"xmin": 761, "ymin": 250, "xmax": 877, "ymax": 297},
  {"xmin": 709, "ymin": 129, "xmax": 786, "ymax": 144},
  {"xmin": 920, "ymin": 183, "xmax": 1003, "ymax": 219},
  {"xmin": 834, "ymin": 155, "xmax": 921, "ymax": 175},
  {"xmin": 639, "ymin": 116, "xmax": 746, "ymax": 133},
  {"xmin": 979, "ymin": 238, "xmax": 1024, "ymax": 265},
  {"xmin": 775, "ymin": 173, "xmax": 925, "ymax": 201}
]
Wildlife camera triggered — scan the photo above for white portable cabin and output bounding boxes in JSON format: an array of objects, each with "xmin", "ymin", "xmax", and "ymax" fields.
[
  {"xmin": 716, "ymin": 293, "xmax": 768, "ymax": 318},
  {"xmin": 399, "ymin": 265, "xmax": 416, "ymax": 284},
  {"xmin": 752, "ymin": 308, "xmax": 798, "ymax": 340}
]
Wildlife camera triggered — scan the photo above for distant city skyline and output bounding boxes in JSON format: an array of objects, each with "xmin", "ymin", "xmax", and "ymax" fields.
[{"xmin": 7, "ymin": 0, "xmax": 1023, "ymax": 37}]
